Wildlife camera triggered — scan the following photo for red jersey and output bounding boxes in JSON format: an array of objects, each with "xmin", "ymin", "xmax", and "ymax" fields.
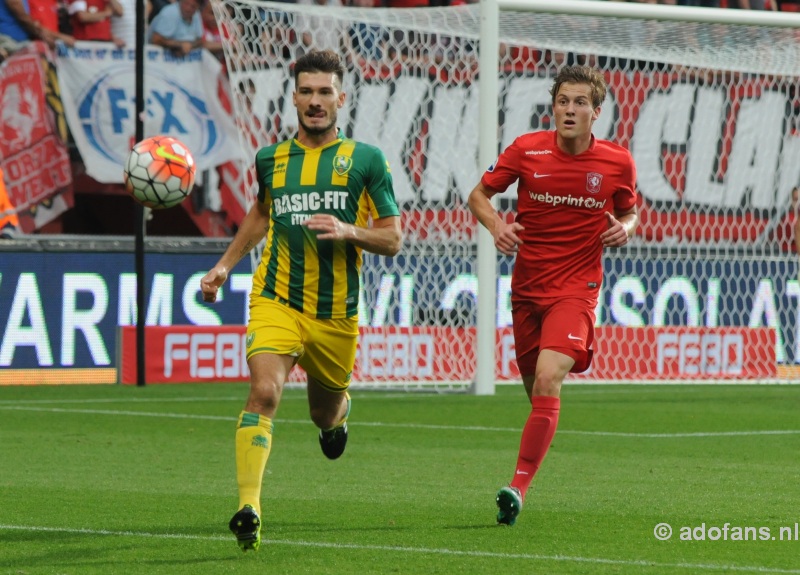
[
  {"xmin": 29, "ymin": 0, "xmax": 60, "ymax": 31},
  {"xmin": 482, "ymin": 131, "xmax": 637, "ymax": 301},
  {"xmin": 386, "ymin": 0, "xmax": 429, "ymax": 6},
  {"xmin": 69, "ymin": 0, "xmax": 113, "ymax": 41}
]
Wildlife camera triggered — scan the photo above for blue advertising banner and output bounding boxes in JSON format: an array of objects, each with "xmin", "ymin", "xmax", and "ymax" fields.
[{"xmin": 0, "ymin": 251, "xmax": 797, "ymax": 369}]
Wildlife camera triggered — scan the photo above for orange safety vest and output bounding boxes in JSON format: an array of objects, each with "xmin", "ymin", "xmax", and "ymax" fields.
[{"xmin": 0, "ymin": 167, "xmax": 20, "ymax": 234}]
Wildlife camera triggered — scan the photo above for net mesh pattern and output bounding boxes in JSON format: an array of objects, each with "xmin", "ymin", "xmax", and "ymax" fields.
[{"xmin": 211, "ymin": 1, "xmax": 800, "ymax": 385}]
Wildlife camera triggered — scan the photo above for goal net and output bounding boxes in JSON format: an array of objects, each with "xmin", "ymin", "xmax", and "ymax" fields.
[{"xmin": 211, "ymin": 0, "xmax": 800, "ymax": 387}]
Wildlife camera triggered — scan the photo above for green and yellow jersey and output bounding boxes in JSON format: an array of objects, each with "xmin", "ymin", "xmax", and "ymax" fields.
[{"xmin": 251, "ymin": 135, "xmax": 400, "ymax": 319}]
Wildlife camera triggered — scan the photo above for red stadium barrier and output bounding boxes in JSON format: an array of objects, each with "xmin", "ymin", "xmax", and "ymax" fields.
[{"xmin": 118, "ymin": 325, "xmax": 776, "ymax": 384}]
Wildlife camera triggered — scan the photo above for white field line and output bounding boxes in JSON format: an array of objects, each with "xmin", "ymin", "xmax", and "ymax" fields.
[
  {"xmin": 0, "ymin": 524, "xmax": 798, "ymax": 574},
  {"xmin": 0, "ymin": 396, "xmax": 245, "ymax": 405},
  {"xmin": 0, "ymin": 385, "xmax": 757, "ymax": 408},
  {"xmin": 0, "ymin": 393, "xmax": 455, "ymax": 406},
  {"xmin": 0, "ymin": 404, "xmax": 798, "ymax": 438}
]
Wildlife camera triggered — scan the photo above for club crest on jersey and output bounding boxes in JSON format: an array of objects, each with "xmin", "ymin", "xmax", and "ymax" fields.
[
  {"xmin": 586, "ymin": 172, "xmax": 603, "ymax": 194},
  {"xmin": 333, "ymin": 155, "xmax": 353, "ymax": 176}
]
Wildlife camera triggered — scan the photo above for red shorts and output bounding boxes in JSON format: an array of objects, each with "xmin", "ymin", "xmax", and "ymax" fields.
[{"xmin": 512, "ymin": 297, "xmax": 596, "ymax": 376}]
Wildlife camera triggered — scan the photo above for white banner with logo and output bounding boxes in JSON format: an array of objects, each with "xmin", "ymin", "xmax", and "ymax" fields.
[
  {"xmin": 56, "ymin": 42, "xmax": 242, "ymax": 183},
  {"xmin": 0, "ymin": 42, "xmax": 72, "ymax": 232}
]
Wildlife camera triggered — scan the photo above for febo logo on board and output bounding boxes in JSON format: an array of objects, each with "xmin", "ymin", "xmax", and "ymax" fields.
[
  {"xmin": 120, "ymin": 326, "xmax": 250, "ymax": 383},
  {"xmin": 576, "ymin": 326, "xmax": 774, "ymax": 381},
  {"xmin": 656, "ymin": 332, "xmax": 744, "ymax": 376},
  {"xmin": 118, "ymin": 325, "xmax": 776, "ymax": 384},
  {"xmin": 163, "ymin": 332, "xmax": 249, "ymax": 379}
]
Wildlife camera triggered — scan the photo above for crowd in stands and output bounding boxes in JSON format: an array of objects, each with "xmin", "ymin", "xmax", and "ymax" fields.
[
  {"xmin": 1, "ymin": 0, "xmax": 797, "ymax": 65},
  {"xmin": 0, "ymin": 0, "xmax": 796, "ymax": 70},
  {"xmin": 1, "ymin": 0, "xmax": 797, "ymax": 67},
  {"xmin": 0, "ymin": 0, "xmax": 219, "ymax": 62},
  {"xmin": 0, "ymin": 0, "xmax": 798, "ymax": 238}
]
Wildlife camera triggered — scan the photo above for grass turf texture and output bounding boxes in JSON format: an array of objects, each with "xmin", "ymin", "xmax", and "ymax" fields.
[{"xmin": 1, "ymin": 383, "xmax": 799, "ymax": 575}]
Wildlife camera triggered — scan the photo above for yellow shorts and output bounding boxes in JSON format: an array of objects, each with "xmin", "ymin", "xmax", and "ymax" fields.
[{"xmin": 246, "ymin": 295, "xmax": 358, "ymax": 391}]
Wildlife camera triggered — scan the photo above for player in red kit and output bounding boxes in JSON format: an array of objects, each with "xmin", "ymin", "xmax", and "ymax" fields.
[{"xmin": 467, "ymin": 65, "xmax": 639, "ymax": 526}]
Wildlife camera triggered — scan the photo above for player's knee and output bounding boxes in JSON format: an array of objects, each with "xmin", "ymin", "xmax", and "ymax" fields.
[
  {"xmin": 309, "ymin": 406, "xmax": 340, "ymax": 430},
  {"xmin": 245, "ymin": 382, "xmax": 281, "ymax": 415},
  {"xmin": 532, "ymin": 370, "xmax": 563, "ymax": 396}
]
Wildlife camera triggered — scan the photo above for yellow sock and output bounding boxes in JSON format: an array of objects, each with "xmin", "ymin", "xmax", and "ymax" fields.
[{"xmin": 235, "ymin": 411, "xmax": 273, "ymax": 517}]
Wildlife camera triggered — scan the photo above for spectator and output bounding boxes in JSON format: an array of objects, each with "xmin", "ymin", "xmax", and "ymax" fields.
[
  {"xmin": 1, "ymin": 0, "xmax": 56, "ymax": 48},
  {"xmin": 30, "ymin": 0, "xmax": 76, "ymax": 46},
  {"xmin": 257, "ymin": 2, "xmax": 295, "ymax": 60},
  {"xmin": 0, "ymin": 168, "xmax": 20, "ymax": 239},
  {"xmin": 200, "ymin": 0, "xmax": 222, "ymax": 61},
  {"xmin": 148, "ymin": 0, "xmax": 204, "ymax": 57},
  {"xmin": 295, "ymin": 0, "xmax": 344, "ymax": 56},
  {"xmin": 68, "ymin": 0, "xmax": 125, "ymax": 46},
  {"xmin": 385, "ymin": 0, "xmax": 429, "ymax": 6},
  {"xmin": 769, "ymin": 186, "xmax": 800, "ymax": 254},
  {"xmin": 236, "ymin": 77, "xmax": 257, "ymax": 119},
  {"xmin": 112, "ymin": 0, "xmax": 149, "ymax": 47},
  {"xmin": 792, "ymin": 186, "xmax": 800, "ymax": 255},
  {"xmin": 148, "ymin": 0, "xmax": 171, "ymax": 23},
  {"xmin": 740, "ymin": 0, "xmax": 778, "ymax": 8},
  {"xmin": 345, "ymin": 0, "xmax": 389, "ymax": 68}
]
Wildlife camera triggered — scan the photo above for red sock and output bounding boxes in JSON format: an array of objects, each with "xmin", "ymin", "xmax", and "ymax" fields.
[{"xmin": 509, "ymin": 395, "xmax": 560, "ymax": 499}]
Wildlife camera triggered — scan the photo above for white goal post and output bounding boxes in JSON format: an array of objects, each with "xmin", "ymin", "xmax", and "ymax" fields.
[{"xmin": 212, "ymin": 0, "xmax": 800, "ymax": 391}]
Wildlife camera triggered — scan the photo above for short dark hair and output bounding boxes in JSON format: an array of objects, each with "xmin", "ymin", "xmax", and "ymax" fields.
[
  {"xmin": 293, "ymin": 50, "xmax": 345, "ymax": 88},
  {"xmin": 550, "ymin": 65, "xmax": 607, "ymax": 109}
]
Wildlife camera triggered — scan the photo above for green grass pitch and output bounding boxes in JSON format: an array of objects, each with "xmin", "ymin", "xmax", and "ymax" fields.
[{"xmin": 1, "ymin": 382, "xmax": 799, "ymax": 575}]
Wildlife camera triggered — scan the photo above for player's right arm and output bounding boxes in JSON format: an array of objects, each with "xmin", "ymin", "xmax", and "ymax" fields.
[
  {"xmin": 468, "ymin": 181, "xmax": 524, "ymax": 256},
  {"xmin": 201, "ymin": 200, "xmax": 271, "ymax": 303}
]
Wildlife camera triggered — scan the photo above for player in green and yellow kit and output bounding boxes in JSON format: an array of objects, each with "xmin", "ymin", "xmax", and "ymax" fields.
[{"xmin": 200, "ymin": 49, "xmax": 402, "ymax": 552}]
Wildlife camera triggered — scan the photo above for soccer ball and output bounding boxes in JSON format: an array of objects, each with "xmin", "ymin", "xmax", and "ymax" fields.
[{"xmin": 124, "ymin": 135, "xmax": 196, "ymax": 209}]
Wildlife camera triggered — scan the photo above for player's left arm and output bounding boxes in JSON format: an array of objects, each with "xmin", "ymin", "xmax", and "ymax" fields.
[
  {"xmin": 601, "ymin": 152, "xmax": 638, "ymax": 248},
  {"xmin": 303, "ymin": 214, "xmax": 402, "ymax": 257}
]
